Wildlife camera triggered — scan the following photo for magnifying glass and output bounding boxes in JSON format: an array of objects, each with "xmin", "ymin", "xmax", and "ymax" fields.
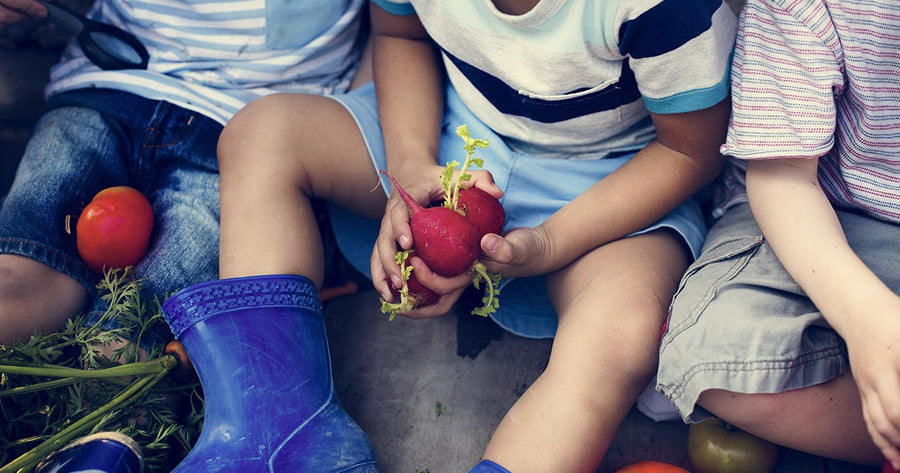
[{"xmin": 35, "ymin": 0, "xmax": 149, "ymax": 70}]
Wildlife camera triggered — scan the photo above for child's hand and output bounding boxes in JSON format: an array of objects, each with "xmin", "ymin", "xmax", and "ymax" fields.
[
  {"xmin": 0, "ymin": 0, "xmax": 46, "ymax": 25},
  {"xmin": 845, "ymin": 293, "xmax": 900, "ymax": 468},
  {"xmin": 370, "ymin": 164, "xmax": 499, "ymax": 316},
  {"xmin": 392, "ymin": 254, "xmax": 472, "ymax": 319},
  {"xmin": 480, "ymin": 226, "xmax": 556, "ymax": 279}
]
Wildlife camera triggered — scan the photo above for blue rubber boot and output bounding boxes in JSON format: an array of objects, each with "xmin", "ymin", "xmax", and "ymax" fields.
[
  {"xmin": 469, "ymin": 460, "xmax": 512, "ymax": 473},
  {"xmin": 35, "ymin": 432, "xmax": 143, "ymax": 473},
  {"xmin": 161, "ymin": 274, "xmax": 379, "ymax": 473}
]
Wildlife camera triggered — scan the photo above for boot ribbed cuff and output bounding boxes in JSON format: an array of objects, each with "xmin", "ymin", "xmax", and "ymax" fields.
[{"xmin": 162, "ymin": 275, "xmax": 321, "ymax": 338}]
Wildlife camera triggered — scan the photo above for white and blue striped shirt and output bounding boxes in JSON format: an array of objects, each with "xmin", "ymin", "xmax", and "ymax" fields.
[
  {"xmin": 47, "ymin": 0, "xmax": 366, "ymax": 125},
  {"xmin": 373, "ymin": 0, "xmax": 737, "ymax": 156}
]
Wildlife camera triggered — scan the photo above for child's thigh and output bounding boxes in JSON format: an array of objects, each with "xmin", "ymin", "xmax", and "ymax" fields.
[
  {"xmin": 220, "ymin": 91, "xmax": 383, "ymax": 217},
  {"xmin": 546, "ymin": 229, "xmax": 689, "ymax": 373}
]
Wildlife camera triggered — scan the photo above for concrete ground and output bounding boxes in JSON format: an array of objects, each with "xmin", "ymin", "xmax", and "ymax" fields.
[{"xmin": 322, "ymin": 283, "xmax": 879, "ymax": 473}]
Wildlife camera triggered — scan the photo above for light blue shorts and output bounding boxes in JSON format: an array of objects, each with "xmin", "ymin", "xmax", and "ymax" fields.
[
  {"xmin": 327, "ymin": 82, "xmax": 707, "ymax": 339},
  {"xmin": 657, "ymin": 203, "xmax": 900, "ymax": 423}
]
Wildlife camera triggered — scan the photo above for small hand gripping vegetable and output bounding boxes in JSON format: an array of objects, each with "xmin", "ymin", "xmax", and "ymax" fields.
[
  {"xmin": 380, "ymin": 125, "xmax": 502, "ymax": 319},
  {"xmin": 380, "ymin": 250, "xmax": 440, "ymax": 320},
  {"xmin": 72, "ymin": 186, "xmax": 154, "ymax": 275},
  {"xmin": 381, "ymin": 170, "xmax": 481, "ymax": 278}
]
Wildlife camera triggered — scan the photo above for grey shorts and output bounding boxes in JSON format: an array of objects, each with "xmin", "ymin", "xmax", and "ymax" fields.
[{"xmin": 656, "ymin": 203, "xmax": 900, "ymax": 423}]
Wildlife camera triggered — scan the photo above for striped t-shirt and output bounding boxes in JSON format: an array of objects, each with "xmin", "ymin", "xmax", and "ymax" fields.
[
  {"xmin": 46, "ymin": 0, "xmax": 366, "ymax": 125},
  {"xmin": 716, "ymin": 0, "xmax": 900, "ymax": 223},
  {"xmin": 373, "ymin": 0, "xmax": 737, "ymax": 156}
]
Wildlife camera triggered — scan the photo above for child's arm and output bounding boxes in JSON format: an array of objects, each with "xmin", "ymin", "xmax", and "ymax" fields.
[
  {"xmin": 369, "ymin": 4, "xmax": 501, "ymax": 317},
  {"xmin": 745, "ymin": 157, "xmax": 900, "ymax": 466},
  {"xmin": 482, "ymin": 98, "xmax": 730, "ymax": 278}
]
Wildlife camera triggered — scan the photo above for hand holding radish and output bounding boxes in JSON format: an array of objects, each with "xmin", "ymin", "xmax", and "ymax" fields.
[
  {"xmin": 374, "ymin": 125, "xmax": 505, "ymax": 319},
  {"xmin": 374, "ymin": 165, "xmax": 501, "ymax": 284}
]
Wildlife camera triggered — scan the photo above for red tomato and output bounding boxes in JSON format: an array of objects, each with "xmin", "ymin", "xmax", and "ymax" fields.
[
  {"xmin": 614, "ymin": 461, "xmax": 690, "ymax": 473},
  {"xmin": 75, "ymin": 186, "xmax": 154, "ymax": 274}
]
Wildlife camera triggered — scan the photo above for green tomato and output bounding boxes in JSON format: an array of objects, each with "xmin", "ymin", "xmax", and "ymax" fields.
[{"xmin": 688, "ymin": 418, "xmax": 779, "ymax": 473}]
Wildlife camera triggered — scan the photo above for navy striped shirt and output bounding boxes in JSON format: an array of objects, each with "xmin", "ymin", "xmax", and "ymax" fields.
[{"xmin": 373, "ymin": 0, "xmax": 737, "ymax": 155}]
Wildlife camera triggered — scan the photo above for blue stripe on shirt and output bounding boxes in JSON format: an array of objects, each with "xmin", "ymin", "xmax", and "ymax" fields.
[
  {"xmin": 371, "ymin": 0, "xmax": 416, "ymax": 15},
  {"xmin": 618, "ymin": 0, "xmax": 721, "ymax": 59},
  {"xmin": 642, "ymin": 70, "xmax": 729, "ymax": 114},
  {"xmin": 442, "ymin": 48, "xmax": 642, "ymax": 124}
]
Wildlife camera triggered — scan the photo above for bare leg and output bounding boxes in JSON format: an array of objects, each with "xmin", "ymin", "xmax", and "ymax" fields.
[
  {"xmin": 481, "ymin": 230, "xmax": 688, "ymax": 472},
  {"xmin": 0, "ymin": 254, "xmax": 87, "ymax": 345},
  {"xmin": 699, "ymin": 374, "xmax": 882, "ymax": 466},
  {"xmin": 217, "ymin": 93, "xmax": 385, "ymax": 284}
]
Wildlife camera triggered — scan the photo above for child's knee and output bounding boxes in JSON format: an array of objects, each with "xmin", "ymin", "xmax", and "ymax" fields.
[
  {"xmin": 0, "ymin": 254, "xmax": 87, "ymax": 344},
  {"xmin": 218, "ymin": 94, "xmax": 295, "ymax": 164}
]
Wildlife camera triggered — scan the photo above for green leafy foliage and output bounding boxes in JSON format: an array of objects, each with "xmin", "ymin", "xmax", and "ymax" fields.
[
  {"xmin": 470, "ymin": 263, "xmax": 501, "ymax": 317},
  {"xmin": 441, "ymin": 124, "xmax": 489, "ymax": 213},
  {"xmin": 0, "ymin": 269, "xmax": 203, "ymax": 473}
]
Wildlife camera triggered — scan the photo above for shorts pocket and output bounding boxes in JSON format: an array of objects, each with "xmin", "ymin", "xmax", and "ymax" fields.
[
  {"xmin": 663, "ymin": 235, "xmax": 765, "ymax": 343},
  {"xmin": 265, "ymin": 0, "xmax": 347, "ymax": 49}
]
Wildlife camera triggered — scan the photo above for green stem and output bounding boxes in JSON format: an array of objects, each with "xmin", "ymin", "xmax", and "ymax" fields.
[
  {"xmin": 0, "ymin": 357, "xmax": 174, "ymax": 473},
  {"xmin": 0, "ymin": 356, "xmax": 173, "ymax": 380},
  {"xmin": 470, "ymin": 263, "xmax": 500, "ymax": 317},
  {"xmin": 0, "ymin": 378, "xmax": 81, "ymax": 399},
  {"xmin": 1, "ymin": 436, "xmax": 44, "ymax": 450}
]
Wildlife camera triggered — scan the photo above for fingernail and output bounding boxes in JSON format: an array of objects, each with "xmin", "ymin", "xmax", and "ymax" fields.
[
  {"xmin": 399, "ymin": 235, "xmax": 410, "ymax": 248},
  {"xmin": 483, "ymin": 235, "xmax": 499, "ymax": 252},
  {"xmin": 390, "ymin": 274, "xmax": 402, "ymax": 288}
]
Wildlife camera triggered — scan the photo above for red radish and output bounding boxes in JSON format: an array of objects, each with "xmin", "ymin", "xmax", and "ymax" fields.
[
  {"xmin": 381, "ymin": 170, "xmax": 481, "ymax": 277},
  {"xmin": 404, "ymin": 274, "xmax": 439, "ymax": 307},
  {"xmin": 388, "ymin": 272, "xmax": 439, "ymax": 310},
  {"xmin": 884, "ymin": 460, "xmax": 899, "ymax": 473},
  {"xmin": 458, "ymin": 187, "xmax": 505, "ymax": 236}
]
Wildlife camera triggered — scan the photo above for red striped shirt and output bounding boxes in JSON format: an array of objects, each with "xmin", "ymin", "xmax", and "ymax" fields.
[{"xmin": 716, "ymin": 0, "xmax": 900, "ymax": 223}]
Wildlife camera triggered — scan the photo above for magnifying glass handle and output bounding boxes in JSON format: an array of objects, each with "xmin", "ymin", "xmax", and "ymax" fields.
[
  {"xmin": 34, "ymin": 0, "xmax": 85, "ymax": 35},
  {"xmin": 33, "ymin": 0, "xmax": 150, "ymax": 71}
]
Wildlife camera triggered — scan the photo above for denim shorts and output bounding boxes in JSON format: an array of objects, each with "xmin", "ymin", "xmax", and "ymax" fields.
[
  {"xmin": 326, "ymin": 82, "xmax": 707, "ymax": 339},
  {"xmin": 0, "ymin": 89, "xmax": 222, "ymax": 342},
  {"xmin": 657, "ymin": 203, "xmax": 900, "ymax": 423}
]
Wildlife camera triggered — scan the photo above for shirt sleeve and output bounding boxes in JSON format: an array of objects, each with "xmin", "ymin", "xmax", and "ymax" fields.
[
  {"xmin": 616, "ymin": 0, "xmax": 738, "ymax": 114},
  {"xmin": 720, "ymin": 0, "xmax": 844, "ymax": 160},
  {"xmin": 371, "ymin": 0, "xmax": 416, "ymax": 15}
]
